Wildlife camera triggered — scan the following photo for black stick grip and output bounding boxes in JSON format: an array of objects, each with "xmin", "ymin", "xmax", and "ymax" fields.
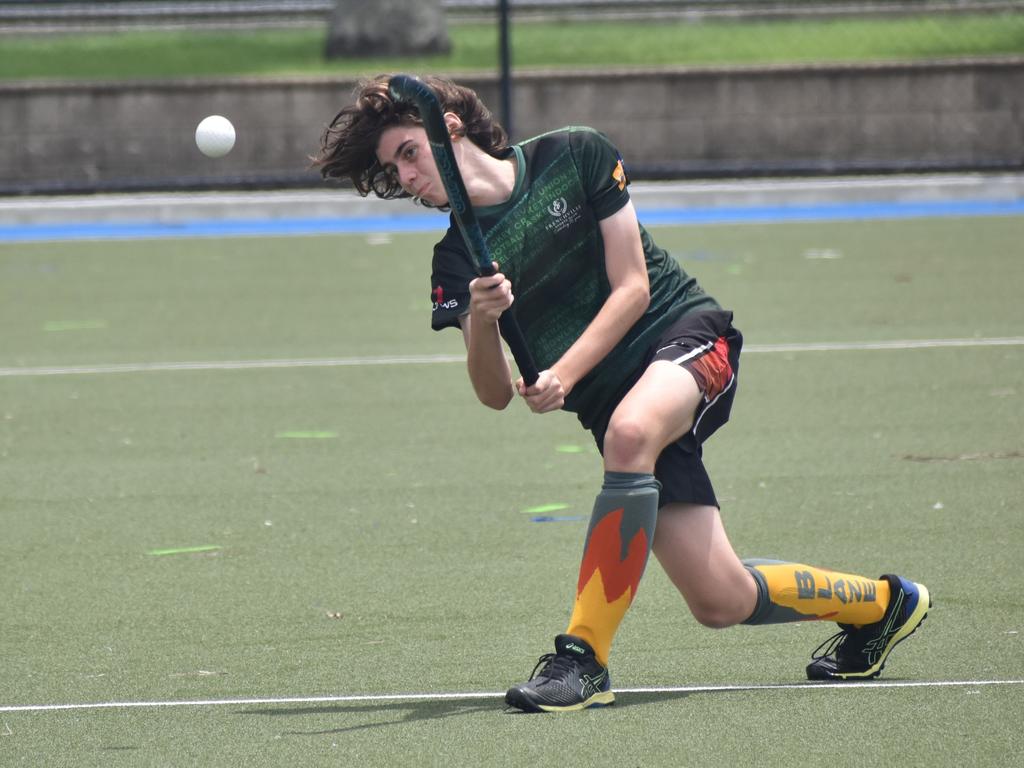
[{"xmin": 499, "ymin": 313, "xmax": 539, "ymax": 385}]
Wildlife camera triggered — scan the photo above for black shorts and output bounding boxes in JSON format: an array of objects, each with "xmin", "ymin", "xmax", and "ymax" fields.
[{"xmin": 589, "ymin": 309, "xmax": 742, "ymax": 509}]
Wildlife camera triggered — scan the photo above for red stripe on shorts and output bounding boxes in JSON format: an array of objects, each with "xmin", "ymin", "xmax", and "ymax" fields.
[{"xmin": 687, "ymin": 336, "xmax": 733, "ymax": 401}]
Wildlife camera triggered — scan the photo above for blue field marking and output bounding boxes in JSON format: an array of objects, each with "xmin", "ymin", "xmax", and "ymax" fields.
[
  {"xmin": 639, "ymin": 198, "xmax": 1024, "ymax": 226},
  {"xmin": 0, "ymin": 213, "xmax": 450, "ymax": 243},
  {"xmin": 1, "ymin": 199, "xmax": 1022, "ymax": 243}
]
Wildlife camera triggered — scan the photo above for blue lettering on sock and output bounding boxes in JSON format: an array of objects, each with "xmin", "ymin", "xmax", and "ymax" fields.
[
  {"xmin": 849, "ymin": 581, "xmax": 863, "ymax": 602},
  {"xmin": 835, "ymin": 580, "xmax": 848, "ymax": 604},
  {"xmin": 796, "ymin": 571, "xmax": 815, "ymax": 599},
  {"xmin": 817, "ymin": 575, "xmax": 833, "ymax": 600},
  {"xmin": 863, "ymin": 581, "xmax": 877, "ymax": 602}
]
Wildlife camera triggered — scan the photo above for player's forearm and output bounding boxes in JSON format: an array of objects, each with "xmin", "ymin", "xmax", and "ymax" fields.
[
  {"xmin": 552, "ymin": 281, "xmax": 650, "ymax": 394},
  {"xmin": 464, "ymin": 314, "xmax": 515, "ymax": 409}
]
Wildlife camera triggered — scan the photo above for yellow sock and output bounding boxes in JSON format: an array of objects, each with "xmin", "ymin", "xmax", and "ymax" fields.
[{"xmin": 743, "ymin": 560, "xmax": 890, "ymax": 626}]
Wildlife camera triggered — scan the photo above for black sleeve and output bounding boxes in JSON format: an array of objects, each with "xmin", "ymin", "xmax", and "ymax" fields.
[{"xmin": 430, "ymin": 224, "xmax": 478, "ymax": 331}]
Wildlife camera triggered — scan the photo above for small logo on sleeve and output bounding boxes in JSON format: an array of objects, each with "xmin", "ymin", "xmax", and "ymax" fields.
[
  {"xmin": 432, "ymin": 285, "xmax": 459, "ymax": 311},
  {"xmin": 612, "ymin": 159, "xmax": 627, "ymax": 191}
]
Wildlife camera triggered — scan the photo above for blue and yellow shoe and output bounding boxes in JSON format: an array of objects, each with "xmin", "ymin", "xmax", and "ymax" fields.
[
  {"xmin": 807, "ymin": 574, "xmax": 931, "ymax": 680},
  {"xmin": 505, "ymin": 634, "xmax": 614, "ymax": 712}
]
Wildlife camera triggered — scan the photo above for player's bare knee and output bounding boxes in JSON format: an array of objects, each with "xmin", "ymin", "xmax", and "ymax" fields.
[{"xmin": 603, "ymin": 416, "xmax": 655, "ymax": 470}]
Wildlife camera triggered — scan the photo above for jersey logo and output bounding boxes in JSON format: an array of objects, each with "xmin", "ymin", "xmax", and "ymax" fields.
[
  {"xmin": 432, "ymin": 285, "xmax": 459, "ymax": 311},
  {"xmin": 612, "ymin": 159, "xmax": 627, "ymax": 191},
  {"xmin": 547, "ymin": 197, "xmax": 569, "ymax": 218},
  {"xmin": 544, "ymin": 195, "xmax": 583, "ymax": 235}
]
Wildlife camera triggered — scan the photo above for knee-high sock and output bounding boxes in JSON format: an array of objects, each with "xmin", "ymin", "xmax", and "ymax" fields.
[
  {"xmin": 566, "ymin": 472, "xmax": 660, "ymax": 666},
  {"xmin": 742, "ymin": 559, "xmax": 891, "ymax": 626}
]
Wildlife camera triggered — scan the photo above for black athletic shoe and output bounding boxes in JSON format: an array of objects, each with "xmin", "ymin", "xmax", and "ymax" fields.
[
  {"xmin": 504, "ymin": 634, "xmax": 614, "ymax": 712},
  {"xmin": 806, "ymin": 574, "xmax": 931, "ymax": 681}
]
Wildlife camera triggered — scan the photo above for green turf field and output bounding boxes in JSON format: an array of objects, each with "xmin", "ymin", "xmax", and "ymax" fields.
[{"xmin": 1, "ymin": 214, "xmax": 1023, "ymax": 766}]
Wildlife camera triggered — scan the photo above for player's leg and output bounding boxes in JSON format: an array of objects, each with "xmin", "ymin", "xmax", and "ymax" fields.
[
  {"xmin": 505, "ymin": 310, "xmax": 743, "ymax": 712},
  {"xmin": 645, "ymin": 312, "xmax": 930, "ymax": 679},
  {"xmin": 504, "ymin": 358, "xmax": 697, "ymax": 713},
  {"xmin": 745, "ymin": 562, "xmax": 931, "ymax": 681},
  {"xmin": 653, "ymin": 426, "xmax": 929, "ymax": 678},
  {"xmin": 629, "ymin": 309, "xmax": 930, "ymax": 681},
  {"xmin": 652, "ymin": 502, "xmax": 757, "ymax": 628},
  {"xmin": 562, "ymin": 358, "xmax": 703, "ymax": 660},
  {"xmin": 652, "ymin": 503, "xmax": 931, "ymax": 680},
  {"xmin": 555, "ymin": 310, "xmax": 749, "ymax": 661},
  {"xmin": 653, "ymin": 493, "xmax": 898, "ymax": 629}
]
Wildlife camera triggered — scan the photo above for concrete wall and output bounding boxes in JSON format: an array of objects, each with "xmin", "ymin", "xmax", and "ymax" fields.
[{"xmin": 1, "ymin": 58, "xmax": 1022, "ymax": 194}]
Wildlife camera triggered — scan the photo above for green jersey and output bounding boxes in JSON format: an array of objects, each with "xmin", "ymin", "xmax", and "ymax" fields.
[{"xmin": 430, "ymin": 127, "xmax": 718, "ymax": 429}]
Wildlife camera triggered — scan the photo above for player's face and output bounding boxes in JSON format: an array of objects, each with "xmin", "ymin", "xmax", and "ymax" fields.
[{"xmin": 376, "ymin": 124, "xmax": 447, "ymax": 206}]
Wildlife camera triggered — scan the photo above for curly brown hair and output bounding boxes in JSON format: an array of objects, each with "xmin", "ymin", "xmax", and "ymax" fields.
[{"xmin": 313, "ymin": 74, "xmax": 508, "ymax": 203}]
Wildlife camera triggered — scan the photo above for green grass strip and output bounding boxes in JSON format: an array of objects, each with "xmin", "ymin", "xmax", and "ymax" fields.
[
  {"xmin": 146, "ymin": 545, "xmax": 222, "ymax": 556},
  {"xmin": 42, "ymin": 320, "xmax": 108, "ymax": 332},
  {"xmin": 2, "ymin": 14, "xmax": 1022, "ymax": 81},
  {"xmin": 275, "ymin": 430, "xmax": 338, "ymax": 439},
  {"xmin": 522, "ymin": 503, "xmax": 571, "ymax": 514}
]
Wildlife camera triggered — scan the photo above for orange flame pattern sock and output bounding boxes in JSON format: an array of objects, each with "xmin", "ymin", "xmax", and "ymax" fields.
[{"xmin": 566, "ymin": 472, "xmax": 660, "ymax": 666}]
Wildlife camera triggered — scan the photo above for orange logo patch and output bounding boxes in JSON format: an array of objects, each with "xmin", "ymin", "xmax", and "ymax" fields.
[{"xmin": 612, "ymin": 159, "xmax": 627, "ymax": 191}]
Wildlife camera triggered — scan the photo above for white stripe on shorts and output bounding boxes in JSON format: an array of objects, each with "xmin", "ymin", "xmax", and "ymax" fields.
[
  {"xmin": 692, "ymin": 372, "xmax": 737, "ymax": 436},
  {"xmin": 658, "ymin": 339, "xmax": 715, "ymax": 366}
]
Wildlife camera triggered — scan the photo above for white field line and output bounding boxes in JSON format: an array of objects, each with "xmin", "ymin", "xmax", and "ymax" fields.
[
  {"xmin": 1, "ymin": 337, "xmax": 1022, "ymax": 379},
  {"xmin": 0, "ymin": 354, "xmax": 467, "ymax": 378},
  {"xmin": 2, "ymin": 679, "xmax": 1022, "ymax": 714}
]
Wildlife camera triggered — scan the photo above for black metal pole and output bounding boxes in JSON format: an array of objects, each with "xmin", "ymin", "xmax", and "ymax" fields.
[{"xmin": 498, "ymin": 0, "xmax": 513, "ymax": 139}]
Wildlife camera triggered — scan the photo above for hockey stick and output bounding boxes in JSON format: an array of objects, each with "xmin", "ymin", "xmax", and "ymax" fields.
[{"xmin": 387, "ymin": 74, "xmax": 540, "ymax": 386}]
